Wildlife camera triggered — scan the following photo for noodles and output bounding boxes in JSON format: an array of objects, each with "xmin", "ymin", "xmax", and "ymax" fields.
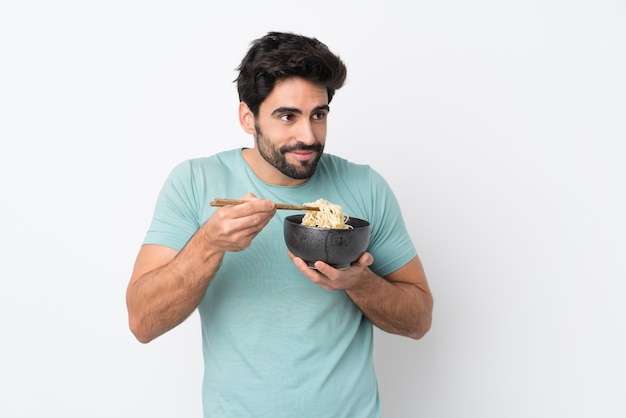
[{"xmin": 301, "ymin": 199, "xmax": 352, "ymax": 229}]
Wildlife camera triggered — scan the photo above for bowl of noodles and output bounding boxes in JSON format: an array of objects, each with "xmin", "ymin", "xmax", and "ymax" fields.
[{"xmin": 284, "ymin": 199, "xmax": 371, "ymax": 270}]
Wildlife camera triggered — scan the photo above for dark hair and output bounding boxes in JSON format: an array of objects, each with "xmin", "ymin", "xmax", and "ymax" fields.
[{"xmin": 235, "ymin": 32, "xmax": 347, "ymax": 115}]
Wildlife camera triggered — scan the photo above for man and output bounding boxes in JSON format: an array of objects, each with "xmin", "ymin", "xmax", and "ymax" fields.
[{"xmin": 126, "ymin": 31, "xmax": 433, "ymax": 417}]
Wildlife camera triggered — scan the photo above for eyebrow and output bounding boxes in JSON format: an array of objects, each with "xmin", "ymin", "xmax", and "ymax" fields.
[{"xmin": 271, "ymin": 105, "xmax": 330, "ymax": 116}]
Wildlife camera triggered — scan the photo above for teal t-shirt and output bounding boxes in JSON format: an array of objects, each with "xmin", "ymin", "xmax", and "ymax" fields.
[{"xmin": 144, "ymin": 148, "xmax": 417, "ymax": 417}]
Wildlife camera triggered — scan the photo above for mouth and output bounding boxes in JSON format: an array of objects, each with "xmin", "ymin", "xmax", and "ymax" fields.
[{"xmin": 286, "ymin": 149, "xmax": 316, "ymax": 162}]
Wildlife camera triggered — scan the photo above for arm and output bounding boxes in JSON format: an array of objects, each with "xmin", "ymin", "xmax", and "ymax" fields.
[
  {"xmin": 126, "ymin": 196, "xmax": 276, "ymax": 343},
  {"xmin": 288, "ymin": 253, "xmax": 433, "ymax": 339}
]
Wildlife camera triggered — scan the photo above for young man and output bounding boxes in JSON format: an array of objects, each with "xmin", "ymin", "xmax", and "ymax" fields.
[{"xmin": 126, "ymin": 31, "xmax": 433, "ymax": 417}]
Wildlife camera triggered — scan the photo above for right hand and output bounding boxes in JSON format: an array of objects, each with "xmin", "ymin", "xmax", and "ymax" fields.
[{"xmin": 199, "ymin": 193, "xmax": 276, "ymax": 253}]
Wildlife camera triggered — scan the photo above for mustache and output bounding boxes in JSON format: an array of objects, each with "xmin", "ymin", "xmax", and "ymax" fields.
[{"xmin": 280, "ymin": 142, "xmax": 324, "ymax": 153}]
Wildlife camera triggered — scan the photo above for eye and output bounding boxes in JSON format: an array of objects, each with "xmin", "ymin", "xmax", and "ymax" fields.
[
  {"xmin": 312, "ymin": 111, "xmax": 328, "ymax": 121},
  {"xmin": 280, "ymin": 113, "xmax": 295, "ymax": 122}
]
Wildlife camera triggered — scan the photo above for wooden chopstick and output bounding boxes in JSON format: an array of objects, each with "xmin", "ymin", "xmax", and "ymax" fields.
[{"xmin": 210, "ymin": 198, "xmax": 319, "ymax": 211}]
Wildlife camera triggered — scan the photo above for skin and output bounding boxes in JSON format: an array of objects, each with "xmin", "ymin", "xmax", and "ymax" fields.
[{"xmin": 126, "ymin": 77, "xmax": 432, "ymax": 343}]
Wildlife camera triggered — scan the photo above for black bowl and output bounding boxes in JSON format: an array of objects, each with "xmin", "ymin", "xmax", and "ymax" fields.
[{"xmin": 284, "ymin": 214, "xmax": 372, "ymax": 269}]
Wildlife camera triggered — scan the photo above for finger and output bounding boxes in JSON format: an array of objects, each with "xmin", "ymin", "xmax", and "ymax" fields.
[
  {"xmin": 287, "ymin": 251, "xmax": 312, "ymax": 272},
  {"xmin": 354, "ymin": 252, "xmax": 374, "ymax": 267},
  {"xmin": 287, "ymin": 252, "xmax": 306, "ymax": 270},
  {"xmin": 287, "ymin": 252, "xmax": 329, "ymax": 285},
  {"xmin": 225, "ymin": 198, "xmax": 275, "ymax": 219},
  {"xmin": 312, "ymin": 260, "xmax": 338, "ymax": 279}
]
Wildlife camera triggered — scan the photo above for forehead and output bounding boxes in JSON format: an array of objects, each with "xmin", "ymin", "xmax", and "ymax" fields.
[{"xmin": 261, "ymin": 77, "xmax": 328, "ymax": 112}]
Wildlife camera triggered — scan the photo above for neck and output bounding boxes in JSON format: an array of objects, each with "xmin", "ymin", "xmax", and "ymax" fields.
[{"xmin": 241, "ymin": 148, "xmax": 309, "ymax": 186}]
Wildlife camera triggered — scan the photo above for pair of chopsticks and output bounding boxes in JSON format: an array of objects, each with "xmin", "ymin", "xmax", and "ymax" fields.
[{"xmin": 210, "ymin": 198, "xmax": 319, "ymax": 211}]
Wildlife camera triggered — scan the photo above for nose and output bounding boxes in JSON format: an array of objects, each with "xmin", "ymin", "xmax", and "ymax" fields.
[{"xmin": 295, "ymin": 120, "xmax": 316, "ymax": 145}]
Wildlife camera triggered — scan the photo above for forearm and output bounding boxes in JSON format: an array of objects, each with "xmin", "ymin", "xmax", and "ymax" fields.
[
  {"xmin": 127, "ymin": 239, "xmax": 224, "ymax": 343},
  {"xmin": 127, "ymin": 197, "xmax": 277, "ymax": 343},
  {"xmin": 346, "ymin": 270, "xmax": 433, "ymax": 339}
]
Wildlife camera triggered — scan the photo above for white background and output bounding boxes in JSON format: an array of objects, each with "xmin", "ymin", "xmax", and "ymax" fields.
[{"xmin": 1, "ymin": 1, "xmax": 625, "ymax": 417}]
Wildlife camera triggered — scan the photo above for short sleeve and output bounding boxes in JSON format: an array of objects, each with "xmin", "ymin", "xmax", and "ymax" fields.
[
  {"xmin": 366, "ymin": 168, "xmax": 417, "ymax": 277},
  {"xmin": 143, "ymin": 160, "xmax": 202, "ymax": 251}
]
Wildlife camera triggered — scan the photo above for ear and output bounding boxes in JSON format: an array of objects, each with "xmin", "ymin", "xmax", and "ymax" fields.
[{"xmin": 238, "ymin": 101, "xmax": 256, "ymax": 134}]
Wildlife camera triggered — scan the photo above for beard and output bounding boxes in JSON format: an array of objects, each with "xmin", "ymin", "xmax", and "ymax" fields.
[{"xmin": 255, "ymin": 124, "xmax": 324, "ymax": 180}]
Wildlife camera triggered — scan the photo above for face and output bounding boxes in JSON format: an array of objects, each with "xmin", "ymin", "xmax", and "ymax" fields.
[
  {"xmin": 255, "ymin": 122, "xmax": 324, "ymax": 180},
  {"xmin": 244, "ymin": 78, "xmax": 330, "ymax": 182}
]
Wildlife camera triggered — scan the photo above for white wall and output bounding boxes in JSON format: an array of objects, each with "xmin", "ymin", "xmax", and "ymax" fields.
[{"xmin": 1, "ymin": 1, "xmax": 624, "ymax": 417}]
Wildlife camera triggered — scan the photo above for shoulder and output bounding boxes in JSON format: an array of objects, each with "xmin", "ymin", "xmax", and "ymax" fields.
[
  {"xmin": 318, "ymin": 153, "xmax": 374, "ymax": 176},
  {"xmin": 318, "ymin": 153, "xmax": 388, "ymax": 189},
  {"xmin": 168, "ymin": 148, "xmax": 242, "ymax": 178}
]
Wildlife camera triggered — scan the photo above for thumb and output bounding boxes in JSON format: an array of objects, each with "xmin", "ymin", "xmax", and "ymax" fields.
[{"xmin": 357, "ymin": 252, "xmax": 374, "ymax": 267}]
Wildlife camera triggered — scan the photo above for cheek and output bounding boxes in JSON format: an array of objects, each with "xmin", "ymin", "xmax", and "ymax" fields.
[{"xmin": 313, "ymin": 124, "xmax": 327, "ymax": 140}]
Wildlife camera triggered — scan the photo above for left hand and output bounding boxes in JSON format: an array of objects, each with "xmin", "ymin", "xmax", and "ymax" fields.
[{"xmin": 287, "ymin": 251, "xmax": 375, "ymax": 290}]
